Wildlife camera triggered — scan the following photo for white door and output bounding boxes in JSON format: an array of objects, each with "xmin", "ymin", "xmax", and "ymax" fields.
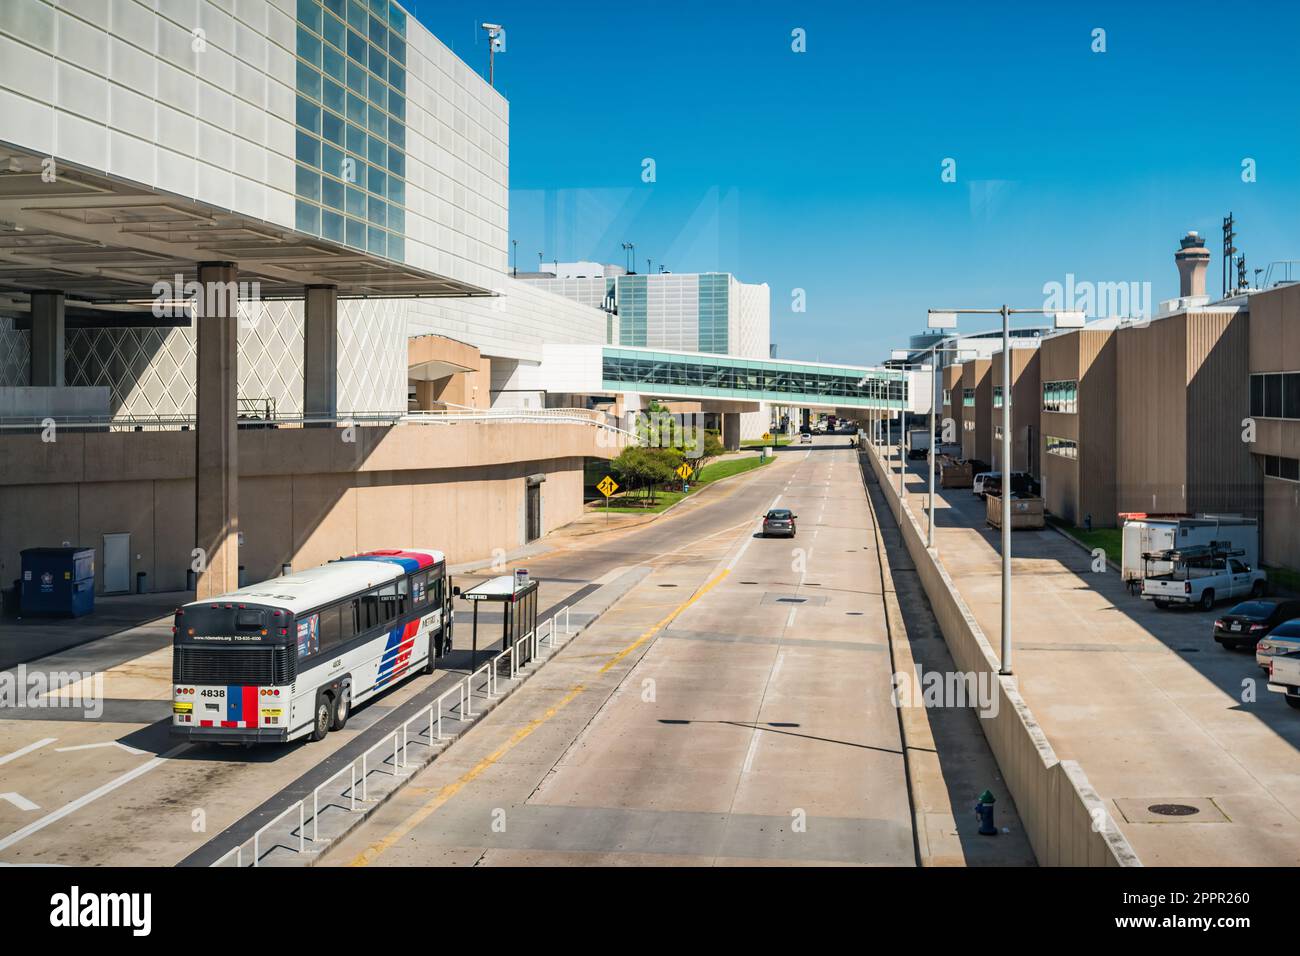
[{"xmin": 103, "ymin": 533, "xmax": 131, "ymax": 593}]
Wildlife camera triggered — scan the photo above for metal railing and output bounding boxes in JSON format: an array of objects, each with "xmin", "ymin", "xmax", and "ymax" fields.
[
  {"xmin": 0, "ymin": 407, "xmax": 638, "ymax": 440},
  {"xmin": 210, "ymin": 603, "xmax": 573, "ymax": 868}
]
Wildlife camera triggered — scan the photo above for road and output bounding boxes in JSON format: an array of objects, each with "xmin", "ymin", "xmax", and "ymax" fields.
[
  {"xmin": 0, "ymin": 436, "xmax": 1025, "ymax": 866},
  {"xmin": 323, "ymin": 437, "xmax": 1029, "ymax": 866}
]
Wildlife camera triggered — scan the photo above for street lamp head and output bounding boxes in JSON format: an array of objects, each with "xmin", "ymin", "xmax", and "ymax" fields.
[
  {"xmin": 481, "ymin": 22, "xmax": 502, "ymax": 31},
  {"xmin": 1051, "ymin": 311, "xmax": 1087, "ymax": 328}
]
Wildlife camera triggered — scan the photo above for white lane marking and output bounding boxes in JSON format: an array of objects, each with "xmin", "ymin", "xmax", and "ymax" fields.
[
  {"xmin": 0, "ymin": 793, "xmax": 39, "ymax": 812},
  {"xmin": 0, "ymin": 738, "xmax": 56, "ymax": 768},
  {"xmin": 742, "ymin": 653, "xmax": 785, "ymax": 773},
  {"xmin": 0, "ymin": 744, "xmax": 189, "ymax": 853},
  {"xmin": 55, "ymin": 741, "xmax": 148, "ymax": 757},
  {"xmin": 727, "ymin": 492, "xmax": 783, "ymax": 571}
]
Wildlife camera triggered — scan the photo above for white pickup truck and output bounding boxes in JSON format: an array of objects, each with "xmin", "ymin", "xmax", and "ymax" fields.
[
  {"xmin": 1266, "ymin": 639, "xmax": 1300, "ymax": 709},
  {"xmin": 1141, "ymin": 555, "xmax": 1267, "ymax": 611}
]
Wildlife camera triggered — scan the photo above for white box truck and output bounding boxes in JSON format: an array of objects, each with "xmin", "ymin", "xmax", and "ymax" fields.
[
  {"xmin": 907, "ymin": 428, "xmax": 932, "ymax": 460},
  {"xmin": 1121, "ymin": 515, "xmax": 1259, "ymax": 585}
]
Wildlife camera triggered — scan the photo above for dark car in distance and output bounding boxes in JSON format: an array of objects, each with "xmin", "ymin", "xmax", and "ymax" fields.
[
  {"xmin": 762, "ymin": 508, "xmax": 797, "ymax": 537},
  {"xmin": 1215, "ymin": 598, "xmax": 1300, "ymax": 651}
]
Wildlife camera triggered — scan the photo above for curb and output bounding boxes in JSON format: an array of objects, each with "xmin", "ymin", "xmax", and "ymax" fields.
[
  {"xmin": 860, "ymin": 456, "xmax": 926, "ymax": 867},
  {"xmin": 1045, "ymin": 521, "xmax": 1121, "ymax": 573}
]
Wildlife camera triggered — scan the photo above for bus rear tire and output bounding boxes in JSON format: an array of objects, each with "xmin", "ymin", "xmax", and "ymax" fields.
[
  {"xmin": 330, "ymin": 689, "xmax": 350, "ymax": 731},
  {"xmin": 309, "ymin": 695, "xmax": 332, "ymax": 742}
]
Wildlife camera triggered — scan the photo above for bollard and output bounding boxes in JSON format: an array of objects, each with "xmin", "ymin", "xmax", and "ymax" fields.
[
  {"xmin": 975, "ymin": 789, "xmax": 997, "ymax": 836},
  {"xmin": 281, "ymin": 563, "xmax": 292, "ymax": 576}
]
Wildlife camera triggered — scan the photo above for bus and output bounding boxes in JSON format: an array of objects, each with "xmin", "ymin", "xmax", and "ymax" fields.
[{"xmin": 171, "ymin": 548, "xmax": 453, "ymax": 745}]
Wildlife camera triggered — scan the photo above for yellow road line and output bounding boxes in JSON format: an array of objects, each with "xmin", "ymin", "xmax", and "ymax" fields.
[
  {"xmin": 599, "ymin": 569, "xmax": 729, "ymax": 674},
  {"xmin": 347, "ymin": 566, "xmax": 731, "ymax": 866},
  {"xmin": 348, "ymin": 684, "xmax": 586, "ymax": 867}
]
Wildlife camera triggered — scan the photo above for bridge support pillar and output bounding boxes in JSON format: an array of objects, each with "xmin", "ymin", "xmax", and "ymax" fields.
[
  {"xmin": 304, "ymin": 285, "xmax": 339, "ymax": 422},
  {"xmin": 722, "ymin": 412, "xmax": 741, "ymax": 451},
  {"xmin": 195, "ymin": 262, "xmax": 240, "ymax": 600},
  {"xmin": 29, "ymin": 290, "xmax": 65, "ymax": 386}
]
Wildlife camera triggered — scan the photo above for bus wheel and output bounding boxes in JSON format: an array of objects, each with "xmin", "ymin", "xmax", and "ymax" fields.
[
  {"xmin": 309, "ymin": 695, "xmax": 332, "ymax": 742},
  {"xmin": 330, "ymin": 689, "xmax": 350, "ymax": 731}
]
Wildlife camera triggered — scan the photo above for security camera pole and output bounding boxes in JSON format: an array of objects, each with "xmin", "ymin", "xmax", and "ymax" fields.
[
  {"xmin": 925, "ymin": 307, "xmax": 1084, "ymax": 676},
  {"xmin": 481, "ymin": 23, "xmax": 504, "ymax": 87}
]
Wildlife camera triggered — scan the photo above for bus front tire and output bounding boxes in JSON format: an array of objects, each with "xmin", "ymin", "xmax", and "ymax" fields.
[{"xmin": 309, "ymin": 695, "xmax": 332, "ymax": 742}]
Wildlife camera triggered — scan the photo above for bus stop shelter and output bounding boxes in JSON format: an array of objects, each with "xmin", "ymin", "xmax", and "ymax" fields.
[{"xmin": 460, "ymin": 574, "xmax": 539, "ymax": 670}]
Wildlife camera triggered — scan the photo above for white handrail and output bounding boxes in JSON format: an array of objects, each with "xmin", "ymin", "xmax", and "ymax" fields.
[{"xmin": 211, "ymin": 606, "xmax": 578, "ymax": 866}]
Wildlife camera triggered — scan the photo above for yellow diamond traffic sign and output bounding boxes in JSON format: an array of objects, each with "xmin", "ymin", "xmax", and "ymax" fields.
[
  {"xmin": 597, "ymin": 475, "xmax": 619, "ymax": 498},
  {"xmin": 675, "ymin": 463, "xmax": 694, "ymax": 480}
]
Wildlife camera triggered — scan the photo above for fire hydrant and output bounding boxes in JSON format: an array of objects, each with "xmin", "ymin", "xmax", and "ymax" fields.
[{"xmin": 975, "ymin": 789, "xmax": 997, "ymax": 836}]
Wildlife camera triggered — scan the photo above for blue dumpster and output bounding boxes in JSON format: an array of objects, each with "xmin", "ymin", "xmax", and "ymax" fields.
[{"xmin": 20, "ymin": 548, "xmax": 95, "ymax": 617}]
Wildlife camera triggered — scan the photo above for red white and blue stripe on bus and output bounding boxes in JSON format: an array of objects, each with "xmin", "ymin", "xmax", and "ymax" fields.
[
  {"xmin": 374, "ymin": 618, "xmax": 421, "ymax": 690},
  {"xmin": 341, "ymin": 549, "xmax": 437, "ymax": 574},
  {"xmin": 198, "ymin": 686, "xmax": 260, "ymax": 729}
]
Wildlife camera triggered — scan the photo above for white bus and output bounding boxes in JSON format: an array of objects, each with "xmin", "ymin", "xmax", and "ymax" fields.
[{"xmin": 171, "ymin": 548, "xmax": 453, "ymax": 744}]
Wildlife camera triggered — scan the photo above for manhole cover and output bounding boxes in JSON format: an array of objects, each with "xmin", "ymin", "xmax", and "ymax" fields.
[
  {"xmin": 776, "ymin": 597, "xmax": 807, "ymax": 604},
  {"xmin": 1148, "ymin": 803, "xmax": 1200, "ymax": 817}
]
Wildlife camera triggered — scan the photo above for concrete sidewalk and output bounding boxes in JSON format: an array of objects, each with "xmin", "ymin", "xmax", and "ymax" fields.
[{"xmin": 883, "ymin": 447, "xmax": 1300, "ymax": 866}]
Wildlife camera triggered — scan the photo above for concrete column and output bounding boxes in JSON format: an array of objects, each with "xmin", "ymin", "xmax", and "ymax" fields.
[
  {"xmin": 722, "ymin": 412, "xmax": 741, "ymax": 451},
  {"xmin": 29, "ymin": 291, "xmax": 65, "ymax": 386},
  {"xmin": 304, "ymin": 285, "xmax": 339, "ymax": 421},
  {"xmin": 194, "ymin": 262, "xmax": 240, "ymax": 599}
]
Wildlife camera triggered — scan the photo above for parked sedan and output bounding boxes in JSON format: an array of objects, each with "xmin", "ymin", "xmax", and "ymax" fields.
[
  {"xmin": 799, "ymin": 432, "xmax": 813, "ymax": 444},
  {"xmin": 1216, "ymin": 599, "xmax": 1300, "ymax": 650},
  {"xmin": 1258, "ymin": 616, "xmax": 1300, "ymax": 673},
  {"xmin": 762, "ymin": 508, "xmax": 797, "ymax": 537}
]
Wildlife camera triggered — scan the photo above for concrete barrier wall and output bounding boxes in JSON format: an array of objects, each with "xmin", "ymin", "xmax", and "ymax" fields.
[{"xmin": 863, "ymin": 447, "xmax": 1139, "ymax": 867}]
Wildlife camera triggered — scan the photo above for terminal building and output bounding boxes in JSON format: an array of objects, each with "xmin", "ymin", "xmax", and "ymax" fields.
[
  {"xmin": 929, "ymin": 229, "xmax": 1300, "ymax": 574},
  {"xmin": 0, "ymin": 0, "xmax": 914, "ymax": 598}
]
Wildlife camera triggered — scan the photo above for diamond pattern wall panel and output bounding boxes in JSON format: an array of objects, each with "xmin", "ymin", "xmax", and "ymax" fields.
[
  {"xmin": 61, "ymin": 298, "xmax": 406, "ymax": 418},
  {"xmin": 0, "ymin": 319, "xmax": 28, "ymax": 386},
  {"xmin": 338, "ymin": 298, "xmax": 408, "ymax": 414}
]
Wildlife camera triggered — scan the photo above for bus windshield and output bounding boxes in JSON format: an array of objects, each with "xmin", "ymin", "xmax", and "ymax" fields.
[{"xmin": 176, "ymin": 605, "xmax": 278, "ymax": 640}]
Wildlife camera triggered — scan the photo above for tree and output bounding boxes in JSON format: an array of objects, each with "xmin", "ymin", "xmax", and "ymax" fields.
[{"xmin": 611, "ymin": 445, "xmax": 680, "ymax": 504}]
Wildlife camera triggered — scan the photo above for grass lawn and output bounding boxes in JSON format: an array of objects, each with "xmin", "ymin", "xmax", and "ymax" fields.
[
  {"xmin": 1046, "ymin": 515, "xmax": 1123, "ymax": 566},
  {"xmin": 594, "ymin": 454, "xmax": 772, "ymax": 514},
  {"xmin": 741, "ymin": 435, "xmax": 790, "ymax": 448},
  {"xmin": 1264, "ymin": 565, "xmax": 1300, "ymax": 596}
]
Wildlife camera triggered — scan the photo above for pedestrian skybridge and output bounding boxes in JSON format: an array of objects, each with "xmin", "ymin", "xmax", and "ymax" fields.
[{"xmin": 601, "ymin": 346, "xmax": 914, "ymax": 411}]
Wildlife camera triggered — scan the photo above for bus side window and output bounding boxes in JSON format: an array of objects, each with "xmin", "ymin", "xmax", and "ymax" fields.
[
  {"xmin": 378, "ymin": 583, "xmax": 398, "ymax": 624},
  {"xmin": 343, "ymin": 596, "xmax": 361, "ymax": 640},
  {"xmin": 361, "ymin": 588, "xmax": 380, "ymax": 631},
  {"xmin": 396, "ymin": 575, "xmax": 409, "ymax": 616},
  {"xmin": 317, "ymin": 605, "xmax": 343, "ymax": 651},
  {"xmin": 431, "ymin": 572, "xmax": 443, "ymax": 608}
]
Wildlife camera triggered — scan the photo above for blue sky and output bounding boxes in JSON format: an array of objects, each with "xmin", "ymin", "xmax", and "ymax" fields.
[{"xmin": 407, "ymin": 0, "xmax": 1300, "ymax": 364}]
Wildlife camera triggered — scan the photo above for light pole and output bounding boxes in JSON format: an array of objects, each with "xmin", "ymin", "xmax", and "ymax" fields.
[
  {"xmin": 906, "ymin": 342, "xmax": 977, "ymax": 549},
  {"xmin": 511, "ymin": 239, "xmax": 517, "ymax": 276},
  {"xmin": 924, "ymin": 308, "xmax": 1084, "ymax": 676}
]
